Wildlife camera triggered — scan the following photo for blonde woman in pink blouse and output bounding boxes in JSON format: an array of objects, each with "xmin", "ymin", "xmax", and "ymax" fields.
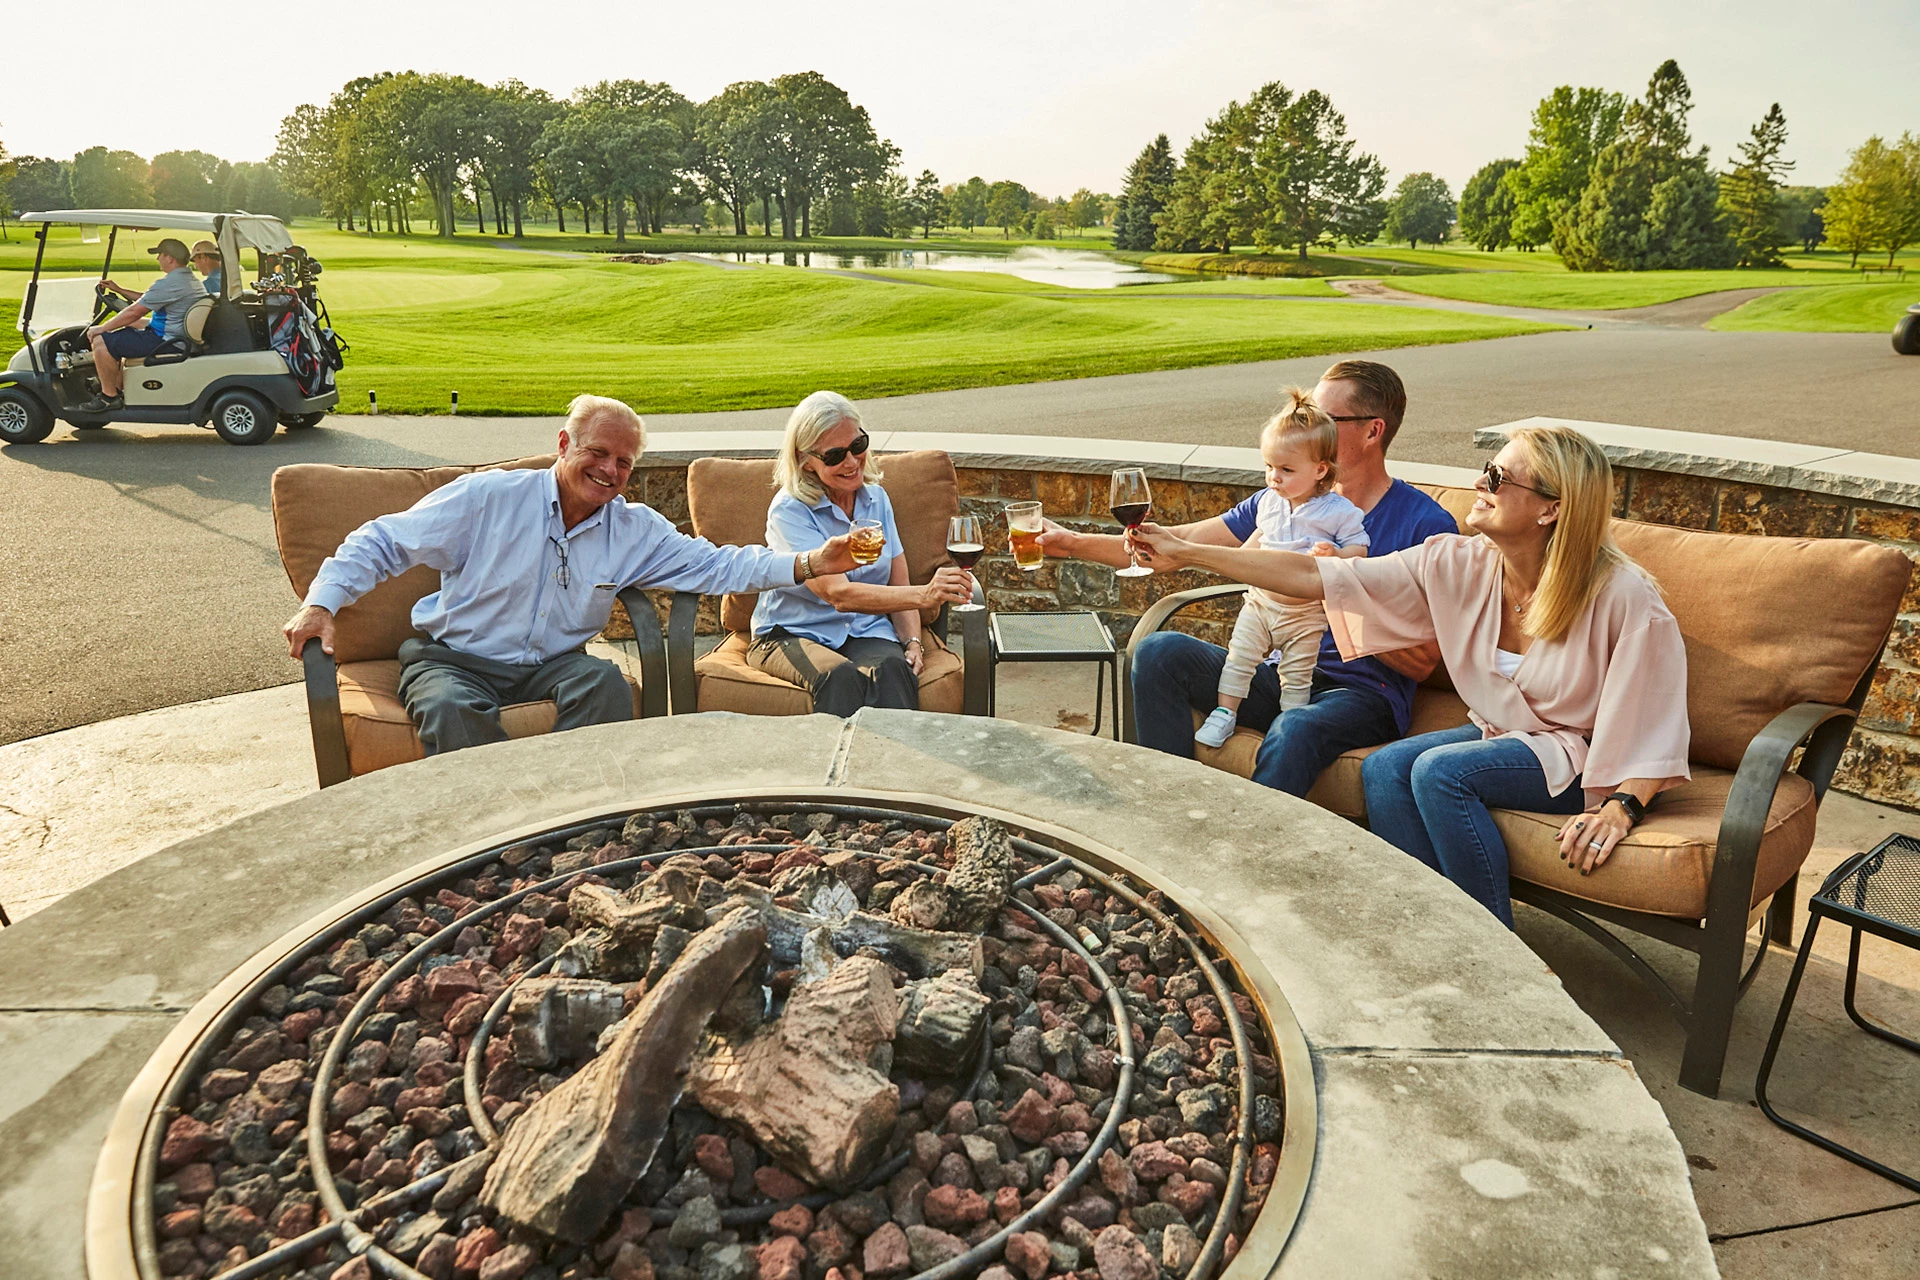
[{"xmin": 1130, "ymin": 425, "xmax": 1690, "ymax": 927}]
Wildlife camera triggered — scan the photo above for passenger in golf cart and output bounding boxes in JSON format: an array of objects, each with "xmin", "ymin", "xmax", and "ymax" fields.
[
  {"xmin": 76, "ymin": 236, "xmax": 204, "ymax": 413},
  {"xmin": 0, "ymin": 210, "xmax": 343, "ymax": 446}
]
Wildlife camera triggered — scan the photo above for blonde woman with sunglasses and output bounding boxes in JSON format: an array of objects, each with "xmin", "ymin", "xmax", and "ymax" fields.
[
  {"xmin": 750, "ymin": 391, "xmax": 973, "ymax": 717},
  {"xmin": 1130, "ymin": 425, "xmax": 1690, "ymax": 928}
]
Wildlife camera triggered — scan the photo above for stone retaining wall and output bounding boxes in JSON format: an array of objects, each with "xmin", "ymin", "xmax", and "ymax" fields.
[{"xmin": 603, "ymin": 425, "xmax": 1920, "ymax": 809}]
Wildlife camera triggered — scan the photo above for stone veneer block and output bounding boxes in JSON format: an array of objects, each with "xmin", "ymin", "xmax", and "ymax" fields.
[
  {"xmin": 1476, "ymin": 418, "xmax": 1852, "ymax": 490},
  {"xmin": 882, "ymin": 431, "xmax": 1194, "ymax": 479},
  {"xmin": 1798, "ymin": 450, "xmax": 1920, "ymax": 511}
]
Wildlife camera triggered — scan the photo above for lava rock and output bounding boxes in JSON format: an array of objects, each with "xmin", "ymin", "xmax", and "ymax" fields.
[
  {"xmin": 669, "ymin": 1196, "xmax": 722, "ymax": 1249},
  {"xmin": 922, "ymin": 1185, "xmax": 989, "ymax": 1230},
  {"xmin": 1162, "ymin": 1223, "xmax": 1202, "ymax": 1273},
  {"xmin": 767, "ymin": 1204, "xmax": 813, "ymax": 1238},
  {"xmin": 1093, "ymin": 1225, "xmax": 1155, "ymax": 1280},
  {"xmin": 695, "ymin": 1242, "xmax": 756, "ymax": 1280},
  {"xmin": 904, "ymin": 1224, "xmax": 967, "ymax": 1272},
  {"xmin": 1175, "ymin": 1084, "xmax": 1231, "ymax": 1135},
  {"xmin": 1002, "ymin": 1089, "xmax": 1054, "ymax": 1145},
  {"xmin": 863, "ymin": 1221, "xmax": 911, "ymax": 1276},
  {"xmin": 1005, "ymin": 1230, "xmax": 1050, "ymax": 1280},
  {"xmin": 756, "ymin": 1235, "xmax": 807, "ymax": 1280},
  {"xmin": 1063, "ymin": 1193, "xmax": 1116, "ymax": 1230},
  {"xmin": 1126, "ymin": 1142, "xmax": 1187, "ymax": 1182},
  {"xmin": 1252, "ymin": 1094, "xmax": 1281, "ymax": 1143},
  {"xmin": 1129, "ymin": 1203, "xmax": 1185, "ymax": 1231},
  {"xmin": 754, "ymin": 1166, "xmax": 809, "ymax": 1201}
]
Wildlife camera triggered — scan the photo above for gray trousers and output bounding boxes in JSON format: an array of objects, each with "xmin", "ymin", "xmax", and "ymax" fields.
[
  {"xmin": 745, "ymin": 630, "xmax": 918, "ymax": 719},
  {"xmin": 396, "ymin": 638, "xmax": 632, "ymax": 756}
]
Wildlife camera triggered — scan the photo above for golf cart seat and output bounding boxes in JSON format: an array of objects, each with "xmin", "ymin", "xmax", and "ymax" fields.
[{"xmin": 124, "ymin": 295, "xmax": 215, "ymax": 367}]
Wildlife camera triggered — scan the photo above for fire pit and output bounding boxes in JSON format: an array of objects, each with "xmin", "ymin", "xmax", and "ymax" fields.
[
  {"xmin": 1, "ymin": 711, "xmax": 1716, "ymax": 1278},
  {"xmin": 125, "ymin": 801, "xmax": 1291, "ymax": 1280}
]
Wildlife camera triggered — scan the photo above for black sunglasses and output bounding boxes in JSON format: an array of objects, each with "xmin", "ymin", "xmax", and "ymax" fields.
[
  {"xmin": 1480, "ymin": 461, "xmax": 1556, "ymax": 499},
  {"xmin": 806, "ymin": 432, "xmax": 871, "ymax": 468}
]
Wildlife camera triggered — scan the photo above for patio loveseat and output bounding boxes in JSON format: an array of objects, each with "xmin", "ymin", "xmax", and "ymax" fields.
[{"xmin": 1122, "ymin": 480, "xmax": 1913, "ymax": 1097}]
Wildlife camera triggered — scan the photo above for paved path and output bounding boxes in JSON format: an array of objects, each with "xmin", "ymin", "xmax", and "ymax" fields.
[
  {"xmin": 1330, "ymin": 279, "xmax": 1787, "ymax": 328},
  {"xmin": 1, "ymin": 327, "xmax": 1913, "ymax": 745}
]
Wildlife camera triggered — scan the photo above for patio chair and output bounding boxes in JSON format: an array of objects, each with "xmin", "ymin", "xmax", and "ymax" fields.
[
  {"xmin": 271, "ymin": 455, "xmax": 668, "ymax": 787},
  {"xmin": 664, "ymin": 451, "xmax": 987, "ymax": 716},
  {"xmin": 1124, "ymin": 484, "xmax": 1913, "ymax": 1097}
]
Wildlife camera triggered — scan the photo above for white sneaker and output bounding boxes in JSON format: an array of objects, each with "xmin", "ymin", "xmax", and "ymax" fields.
[{"xmin": 1194, "ymin": 707, "xmax": 1238, "ymax": 748}]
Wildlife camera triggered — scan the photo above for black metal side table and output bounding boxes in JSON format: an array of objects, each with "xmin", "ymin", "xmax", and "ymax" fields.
[
  {"xmin": 1755, "ymin": 833, "xmax": 1920, "ymax": 1192},
  {"xmin": 988, "ymin": 611, "xmax": 1121, "ymax": 739}
]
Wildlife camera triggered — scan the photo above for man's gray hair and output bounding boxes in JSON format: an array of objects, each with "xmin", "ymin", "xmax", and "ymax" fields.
[
  {"xmin": 564, "ymin": 394, "xmax": 645, "ymax": 459},
  {"xmin": 774, "ymin": 390, "xmax": 883, "ymax": 504}
]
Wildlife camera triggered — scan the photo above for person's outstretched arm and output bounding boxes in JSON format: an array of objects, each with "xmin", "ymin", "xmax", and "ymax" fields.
[
  {"xmin": 1038, "ymin": 513, "xmax": 1245, "ymax": 567},
  {"xmin": 1129, "ymin": 522, "xmax": 1324, "ymax": 597}
]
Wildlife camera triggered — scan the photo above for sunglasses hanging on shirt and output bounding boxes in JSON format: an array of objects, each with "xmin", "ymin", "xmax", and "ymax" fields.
[{"xmin": 806, "ymin": 433, "xmax": 871, "ymax": 468}]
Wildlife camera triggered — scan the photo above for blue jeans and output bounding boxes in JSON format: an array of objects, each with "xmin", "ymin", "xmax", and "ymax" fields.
[
  {"xmin": 1129, "ymin": 630, "xmax": 1398, "ymax": 797},
  {"xmin": 1360, "ymin": 723, "xmax": 1586, "ymax": 928}
]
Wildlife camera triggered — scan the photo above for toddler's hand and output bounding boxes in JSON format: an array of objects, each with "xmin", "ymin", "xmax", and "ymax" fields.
[{"xmin": 1310, "ymin": 542, "xmax": 1338, "ymax": 557}]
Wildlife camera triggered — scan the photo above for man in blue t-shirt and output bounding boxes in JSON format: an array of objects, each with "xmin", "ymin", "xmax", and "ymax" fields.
[{"xmin": 1039, "ymin": 360, "xmax": 1458, "ymax": 796}]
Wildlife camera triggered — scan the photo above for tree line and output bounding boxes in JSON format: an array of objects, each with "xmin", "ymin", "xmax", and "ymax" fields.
[
  {"xmin": 1456, "ymin": 60, "xmax": 1919, "ymax": 269},
  {"xmin": 0, "ymin": 141, "xmax": 312, "ymax": 230},
  {"xmin": 270, "ymin": 71, "xmax": 1114, "ymax": 244}
]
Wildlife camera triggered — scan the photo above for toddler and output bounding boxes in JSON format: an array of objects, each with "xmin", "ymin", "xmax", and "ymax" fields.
[{"xmin": 1194, "ymin": 390, "xmax": 1368, "ymax": 749}]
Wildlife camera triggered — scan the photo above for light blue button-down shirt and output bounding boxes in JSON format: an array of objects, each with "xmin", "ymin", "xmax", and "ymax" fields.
[
  {"xmin": 752, "ymin": 484, "xmax": 902, "ymax": 648},
  {"xmin": 305, "ymin": 467, "xmax": 799, "ymax": 665}
]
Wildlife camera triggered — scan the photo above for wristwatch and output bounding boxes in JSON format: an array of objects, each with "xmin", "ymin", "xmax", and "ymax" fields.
[{"xmin": 1603, "ymin": 792, "xmax": 1647, "ymax": 825}]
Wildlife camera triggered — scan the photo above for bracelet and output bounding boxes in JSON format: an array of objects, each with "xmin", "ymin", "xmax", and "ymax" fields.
[
  {"xmin": 796, "ymin": 551, "xmax": 815, "ymax": 582},
  {"xmin": 905, "ymin": 637, "xmax": 923, "ymax": 649}
]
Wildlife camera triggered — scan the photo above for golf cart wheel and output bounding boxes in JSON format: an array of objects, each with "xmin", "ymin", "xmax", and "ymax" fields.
[
  {"xmin": 1895, "ymin": 313, "xmax": 1920, "ymax": 356},
  {"xmin": 281, "ymin": 412, "xmax": 327, "ymax": 429},
  {"xmin": 210, "ymin": 390, "xmax": 277, "ymax": 446},
  {"xmin": 0, "ymin": 387, "xmax": 55, "ymax": 445}
]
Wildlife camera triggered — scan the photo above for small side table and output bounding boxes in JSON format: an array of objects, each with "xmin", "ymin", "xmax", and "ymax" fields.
[
  {"xmin": 1755, "ymin": 833, "xmax": 1920, "ymax": 1192},
  {"xmin": 988, "ymin": 611, "xmax": 1121, "ymax": 739}
]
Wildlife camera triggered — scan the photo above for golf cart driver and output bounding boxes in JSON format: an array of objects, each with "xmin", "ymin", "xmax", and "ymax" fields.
[
  {"xmin": 78, "ymin": 236, "xmax": 203, "ymax": 413},
  {"xmin": 0, "ymin": 209, "xmax": 343, "ymax": 445}
]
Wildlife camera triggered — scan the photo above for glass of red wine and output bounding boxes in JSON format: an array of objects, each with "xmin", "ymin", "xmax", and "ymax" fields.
[
  {"xmin": 1111, "ymin": 468, "xmax": 1152, "ymax": 577},
  {"xmin": 947, "ymin": 515, "xmax": 985, "ymax": 611}
]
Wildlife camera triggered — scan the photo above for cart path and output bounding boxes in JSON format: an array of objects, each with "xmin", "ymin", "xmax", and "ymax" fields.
[
  {"xmin": 2, "ymin": 327, "xmax": 1915, "ymax": 747},
  {"xmin": 1330, "ymin": 279, "xmax": 1786, "ymax": 329}
]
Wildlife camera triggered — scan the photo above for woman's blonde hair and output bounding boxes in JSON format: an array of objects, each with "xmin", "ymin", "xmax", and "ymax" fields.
[
  {"xmin": 1261, "ymin": 387, "xmax": 1339, "ymax": 495},
  {"xmin": 1508, "ymin": 424, "xmax": 1646, "ymax": 643},
  {"xmin": 774, "ymin": 390, "xmax": 884, "ymax": 504}
]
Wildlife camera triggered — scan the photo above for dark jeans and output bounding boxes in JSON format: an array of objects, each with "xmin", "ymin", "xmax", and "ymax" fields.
[
  {"xmin": 1129, "ymin": 630, "xmax": 1398, "ymax": 796},
  {"xmin": 1360, "ymin": 723, "xmax": 1587, "ymax": 928},
  {"xmin": 396, "ymin": 638, "xmax": 632, "ymax": 756},
  {"xmin": 746, "ymin": 629, "xmax": 917, "ymax": 718}
]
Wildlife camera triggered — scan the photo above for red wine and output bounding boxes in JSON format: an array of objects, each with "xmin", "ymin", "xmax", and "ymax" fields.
[
  {"xmin": 1111, "ymin": 502, "xmax": 1150, "ymax": 528},
  {"xmin": 947, "ymin": 543, "xmax": 984, "ymax": 569}
]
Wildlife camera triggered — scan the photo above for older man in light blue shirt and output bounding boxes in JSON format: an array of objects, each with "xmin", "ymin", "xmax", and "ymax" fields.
[{"xmin": 283, "ymin": 395, "xmax": 857, "ymax": 755}]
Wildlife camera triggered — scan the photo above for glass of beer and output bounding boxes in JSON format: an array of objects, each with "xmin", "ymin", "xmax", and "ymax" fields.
[
  {"xmin": 850, "ymin": 518, "xmax": 886, "ymax": 566},
  {"xmin": 947, "ymin": 515, "xmax": 985, "ymax": 611},
  {"xmin": 1110, "ymin": 468, "xmax": 1153, "ymax": 578},
  {"xmin": 1007, "ymin": 501, "xmax": 1045, "ymax": 572}
]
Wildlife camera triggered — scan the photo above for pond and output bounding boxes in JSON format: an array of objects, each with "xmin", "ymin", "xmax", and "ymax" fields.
[{"xmin": 682, "ymin": 246, "xmax": 1191, "ymax": 289}]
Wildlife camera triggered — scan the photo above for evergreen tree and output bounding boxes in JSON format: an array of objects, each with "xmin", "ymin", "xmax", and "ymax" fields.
[
  {"xmin": 1558, "ymin": 60, "xmax": 1732, "ymax": 270},
  {"xmin": 1384, "ymin": 172, "xmax": 1454, "ymax": 248},
  {"xmin": 908, "ymin": 169, "xmax": 944, "ymax": 238},
  {"xmin": 1459, "ymin": 159, "xmax": 1519, "ymax": 250},
  {"xmin": 1112, "ymin": 134, "xmax": 1175, "ymax": 251},
  {"xmin": 1719, "ymin": 103, "xmax": 1793, "ymax": 267},
  {"xmin": 1774, "ymin": 185, "xmax": 1827, "ymax": 253}
]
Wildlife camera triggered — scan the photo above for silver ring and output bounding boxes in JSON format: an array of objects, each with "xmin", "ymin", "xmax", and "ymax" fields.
[{"xmin": 1588, "ymin": 840, "xmax": 1603, "ymax": 850}]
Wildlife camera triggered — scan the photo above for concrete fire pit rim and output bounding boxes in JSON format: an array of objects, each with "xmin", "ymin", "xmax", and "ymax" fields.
[{"xmin": 88, "ymin": 786, "xmax": 1317, "ymax": 1280}]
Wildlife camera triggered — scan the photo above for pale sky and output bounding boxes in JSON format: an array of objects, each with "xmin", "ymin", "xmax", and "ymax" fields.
[{"xmin": 4, "ymin": 0, "xmax": 1913, "ymax": 197}]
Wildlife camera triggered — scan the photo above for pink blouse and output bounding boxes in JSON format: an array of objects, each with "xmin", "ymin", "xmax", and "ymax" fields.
[{"xmin": 1318, "ymin": 534, "xmax": 1691, "ymax": 801}]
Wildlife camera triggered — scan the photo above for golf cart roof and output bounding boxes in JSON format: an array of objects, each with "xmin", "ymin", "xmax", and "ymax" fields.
[{"xmin": 17, "ymin": 209, "xmax": 293, "ymax": 251}]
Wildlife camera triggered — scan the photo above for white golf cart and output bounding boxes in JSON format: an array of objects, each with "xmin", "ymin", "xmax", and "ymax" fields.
[{"xmin": 0, "ymin": 210, "xmax": 342, "ymax": 445}]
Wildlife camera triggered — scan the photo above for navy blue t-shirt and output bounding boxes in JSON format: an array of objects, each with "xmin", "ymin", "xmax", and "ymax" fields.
[{"xmin": 1221, "ymin": 478, "xmax": 1458, "ymax": 734}]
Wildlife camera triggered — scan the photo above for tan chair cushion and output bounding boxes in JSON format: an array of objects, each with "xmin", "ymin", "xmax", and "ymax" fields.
[
  {"xmin": 693, "ymin": 632, "xmax": 964, "ymax": 716},
  {"xmin": 272, "ymin": 455, "xmax": 556, "ymax": 663},
  {"xmin": 686, "ymin": 452, "xmax": 960, "ymax": 633},
  {"xmin": 1609, "ymin": 522, "xmax": 1912, "ymax": 770},
  {"xmin": 1498, "ymin": 767, "xmax": 1818, "ymax": 918},
  {"xmin": 335, "ymin": 659, "xmax": 561, "ymax": 775},
  {"xmin": 1194, "ymin": 687, "xmax": 1473, "ymax": 817}
]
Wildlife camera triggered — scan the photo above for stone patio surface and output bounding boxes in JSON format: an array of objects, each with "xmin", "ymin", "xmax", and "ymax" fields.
[{"xmin": 0, "ymin": 663, "xmax": 1916, "ymax": 1276}]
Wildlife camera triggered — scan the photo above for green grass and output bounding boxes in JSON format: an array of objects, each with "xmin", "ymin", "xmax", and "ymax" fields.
[
  {"xmin": 0, "ymin": 221, "xmax": 1559, "ymax": 414},
  {"xmin": 1709, "ymin": 284, "xmax": 1918, "ymax": 332},
  {"xmin": 1326, "ymin": 244, "xmax": 1571, "ymax": 273}
]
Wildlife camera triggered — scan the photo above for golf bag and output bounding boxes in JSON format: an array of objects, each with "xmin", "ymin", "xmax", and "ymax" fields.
[{"xmin": 267, "ymin": 296, "xmax": 348, "ymax": 399}]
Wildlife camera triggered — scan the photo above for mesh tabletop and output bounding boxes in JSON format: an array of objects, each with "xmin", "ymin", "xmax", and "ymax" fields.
[
  {"xmin": 991, "ymin": 611, "xmax": 1116, "ymax": 658},
  {"xmin": 1816, "ymin": 834, "xmax": 1920, "ymax": 937}
]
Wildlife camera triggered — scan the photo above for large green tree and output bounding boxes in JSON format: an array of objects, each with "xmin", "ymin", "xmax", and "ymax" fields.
[
  {"xmin": 693, "ymin": 81, "xmax": 778, "ymax": 237},
  {"xmin": 1558, "ymin": 60, "xmax": 1732, "ymax": 270},
  {"xmin": 149, "ymin": 150, "xmax": 221, "ymax": 210},
  {"xmin": 946, "ymin": 176, "xmax": 989, "ymax": 231},
  {"xmin": 908, "ymin": 170, "xmax": 944, "ymax": 238},
  {"xmin": 1500, "ymin": 86, "xmax": 1624, "ymax": 253},
  {"xmin": 1459, "ymin": 159, "xmax": 1520, "ymax": 250},
  {"xmin": 1112, "ymin": 134, "xmax": 1175, "ymax": 250},
  {"xmin": 1385, "ymin": 172, "xmax": 1454, "ymax": 248},
  {"xmin": 1825, "ymin": 133, "xmax": 1920, "ymax": 268},
  {"xmin": 1719, "ymin": 103, "xmax": 1793, "ymax": 267},
  {"xmin": 8, "ymin": 156, "xmax": 71, "ymax": 215},
  {"xmin": 69, "ymin": 147, "xmax": 152, "ymax": 207},
  {"xmin": 1774, "ymin": 185, "xmax": 1826, "ymax": 254}
]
